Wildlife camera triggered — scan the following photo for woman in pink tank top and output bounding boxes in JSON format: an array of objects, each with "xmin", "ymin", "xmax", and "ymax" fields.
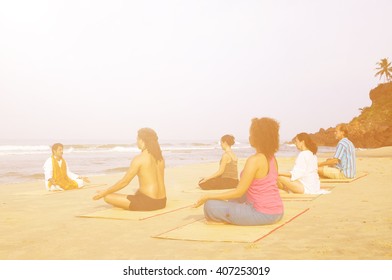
[{"xmin": 194, "ymin": 118, "xmax": 284, "ymax": 226}]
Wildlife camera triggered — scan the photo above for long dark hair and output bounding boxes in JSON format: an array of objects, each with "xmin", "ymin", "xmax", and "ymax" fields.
[
  {"xmin": 250, "ymin": 117, "xmax": 280, "ymax": 159},
  {"xmin": 296, "ymin": 132, "xmax": 318, "ymax": 155},
  {"xmin": 138, "ymin": 128, "xmax": 163, "ymax": 162}
]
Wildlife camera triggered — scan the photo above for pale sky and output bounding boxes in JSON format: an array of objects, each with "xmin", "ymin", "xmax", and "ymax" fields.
[{"xmin": 0, "ymin": 0, "xmax": 391, "ymax": 143}]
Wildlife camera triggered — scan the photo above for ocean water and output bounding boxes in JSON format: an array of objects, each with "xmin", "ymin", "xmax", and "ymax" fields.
[{"xmin": 0, "ymin": 140, "xmax": 336, "ymax": 185}]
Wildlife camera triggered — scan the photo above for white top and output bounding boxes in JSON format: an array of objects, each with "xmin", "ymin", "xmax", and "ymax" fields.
[
  {"xmin": 43, "ymin": 157, "xmax": 80, "ymax": 191},
  {"xmin": 290, "ymin": 150, "xmax": 324, "ymax": 194}
]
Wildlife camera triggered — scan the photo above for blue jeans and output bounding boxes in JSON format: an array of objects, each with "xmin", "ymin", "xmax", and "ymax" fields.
[{"xmin": 203, "ymin": 197, "xmax": 283, "ymax": 226}]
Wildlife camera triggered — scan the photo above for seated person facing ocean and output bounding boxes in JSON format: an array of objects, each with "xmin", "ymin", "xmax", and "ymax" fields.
[
  {"xmin": 278, "ymin": 133, "xmax": 324, "ymax": 194},
  {"xmin": 43, "ymin": 143, "xmax": 90, "ymax": 191},
  {"xmin": 93, "ymin": 128, "xmax": 166, "ymax": 211},
  {"xmin": 198, "ymin": 134, "xmax": 239, "ymax": 190},
  {"xmin": 194, "ymin": 117, "xmax": 284, "ymax": 226},
  {"xmin": 318, "ymin": 124, "xmax": 356, "ymax": 179}
]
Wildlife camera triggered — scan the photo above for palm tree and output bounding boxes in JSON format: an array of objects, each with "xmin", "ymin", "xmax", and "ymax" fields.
[{"xmin": 375, "ymin": 58, "xmax": 392, "ymax": 83}]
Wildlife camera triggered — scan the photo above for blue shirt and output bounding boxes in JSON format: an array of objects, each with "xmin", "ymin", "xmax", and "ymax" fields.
[{"xmin": 334, "ymin": 138, "xmax": 356, "ymax": 178}]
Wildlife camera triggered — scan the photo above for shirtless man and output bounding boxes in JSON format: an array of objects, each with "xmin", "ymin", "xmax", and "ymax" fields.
[{"xmin": 93, "ymin": 128, "xmax": 166, "ymax": 211}]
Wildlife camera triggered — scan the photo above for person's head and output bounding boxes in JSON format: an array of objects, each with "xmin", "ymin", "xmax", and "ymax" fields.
[
  {"xmin": 220, "ymin": 134, "xmax": 235, "ymax": 149},
  {"xmin": 137, "ymin": 128, "xmax": 163, "ymax": 162},
  {"xmin": 249, "ymin": 117, "xmax": 280, "ymax": 159},
  {"xmin": 335, "ymin": 124, "xmax": 348, "ymax": 140},
  {"xmin": 295, "ymin": 133, "xmax": 318, "ymax": 154},
  {"xmin": 51, "ymin": 143, "xmax": 64, "ymax": 159}
]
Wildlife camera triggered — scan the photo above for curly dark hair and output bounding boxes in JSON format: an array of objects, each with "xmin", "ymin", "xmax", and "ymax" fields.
[{"xmin": 249, "ymin": 118, "xmax": 280, "ymax": 159}]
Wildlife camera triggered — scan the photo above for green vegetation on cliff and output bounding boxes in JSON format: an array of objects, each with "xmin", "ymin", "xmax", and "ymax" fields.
[{"xmin": 309, "ymin": 82, "xmax": 392, "ymax": 148}]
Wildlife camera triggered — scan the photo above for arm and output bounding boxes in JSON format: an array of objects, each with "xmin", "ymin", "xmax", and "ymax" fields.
[
  {"xmin": 194, "ymin": 156, "xmax": 260, "ymax": 207},
  {"xmin": 318, "ymin": 157, "xmax": 339, "ymax": 167},
  {"xmin": 66, "ymin": 162, "xmax": 90, "ymax": 183},
  {"xmin": 319, "ymin": 142, "xmax": 344, "ymax": 167},
  {"xmin": 200, "ymin": 153, "xmax": 230, "ymax": 183},
  {"xmin": 290, "ymin": 152, "xmax": 307, "ymax": 181},
  {"xmin": 93, "ymin": 156, "xmax": 141, "ymax": 200},
  {"xmin": 43, "ymin": 158, "xmax": 54, "ymax": 190}
]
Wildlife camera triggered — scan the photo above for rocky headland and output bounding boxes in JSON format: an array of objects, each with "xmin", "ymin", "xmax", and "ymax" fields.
[{"xmin": 308, "ymin": 82, "xmax": 392, "ymax": 148}]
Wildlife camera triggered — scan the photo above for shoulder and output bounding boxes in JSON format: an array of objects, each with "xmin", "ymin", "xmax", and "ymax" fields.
[
  {"xmin": 298, "ymin": 150, "xmax": 306, "ymax": 156},
  {"xmin": 336, "ymin": 139, "xmax": 346, "ymax": 149},
  {"xmin": 221, "ymin": 152, "xmax": 231, "ymax": 161},
  {"xmin": 339, "ymin": 138, "xmax": 354, "ymax": 148},
  {"xmin": 301, "ymin": 150, "xmax": 313, "ymax": 157},
  {"xmin": 131, "ymin": 154, "xmax": 145, "ymax": 166},
  {"xmin": 296, "ymin": 151, "xmax": 306, "ymax": 160},
  {"xmin": 345, "ymin": 138, "xmax": 355, "ymax": 147},
  {"xmin": 229, "ymin": 151, "xmax": 238, "ymax": 161},
  {"xmin": 44, "ymin": 157, "xmax": 52, "ymax": 165},
  {"xmin": 247, "ymin": 153, "xmax": 267, "ymax": 165}
]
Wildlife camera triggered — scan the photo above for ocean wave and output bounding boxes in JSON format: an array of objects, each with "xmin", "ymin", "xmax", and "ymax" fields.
[
  {"xmin": 96, "ymin": 144, "xmax": 135, "ymax": 149},
  {"xmin": 25, "ymin": 173, "xmax": 45, "ymax": 180},
  {"xmin": 161, "ymin": 142, "xmax": 215, "ymax": 147},
  {"xmin": 162, "ymin": 146, "xmax": 216, "ymax": 152},
  {"xmin": 0, "ymin": 142, "xmax": 307, "ymax": 185},
  {"xmin": 63, "ymin": 144, "xmax": 92, "ymax": 149},
  {"xmin": 104, "ymin": 167, "xmax": 129, "ymax": 173},
  {"xmin": 190, "ymin": 142, "xmax": 214, "ymax": 147},
  {"xmin": 0, "ymin": 142, "xmax": 294, "ymax": 156},
  {"xmin": 3, "ymin": 172, "xmax": 44, "ymax": 180},
  {"xmin": 4, "ymin": 171, "xmax": 21, "ymax": 177},
  {"xmin": 109, "ymin": 147, "xmax": 139, "ymax": 153},
  {"xmin": 0, "ymin": 145, "xmax": 50, "ymax": 155}
]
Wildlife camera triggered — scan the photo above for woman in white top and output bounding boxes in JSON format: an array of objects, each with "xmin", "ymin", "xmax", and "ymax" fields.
[{"xmin": 278, "ymin": 133, "xmax": 321, "ymax": 194}]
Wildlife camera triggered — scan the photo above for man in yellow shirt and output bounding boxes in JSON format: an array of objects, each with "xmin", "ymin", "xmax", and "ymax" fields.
[{"xmin": 43, "ymin": 143, "xmax": 90, "ymax": 191}]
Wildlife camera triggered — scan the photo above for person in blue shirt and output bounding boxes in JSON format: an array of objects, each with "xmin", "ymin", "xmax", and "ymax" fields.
[{"xmin": 318, "ymin": 124, "xmax": 356, "ymax": 179}]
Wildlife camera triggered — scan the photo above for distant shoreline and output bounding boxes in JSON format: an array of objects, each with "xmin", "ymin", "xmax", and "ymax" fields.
[{"xmin": 2, "ymin": 146, "xmax": 391, "ymax": 187}]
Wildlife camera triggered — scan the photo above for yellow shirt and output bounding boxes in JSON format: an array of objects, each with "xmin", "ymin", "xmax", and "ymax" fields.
[{"xmin": 49, "ymin": 156, "xmax": 79, "ymax": 190}]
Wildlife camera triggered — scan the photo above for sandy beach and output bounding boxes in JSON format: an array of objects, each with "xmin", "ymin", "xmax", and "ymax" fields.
[{"xmin": 1, "ymin": 147, "xmax": 392, "ymax": 260}]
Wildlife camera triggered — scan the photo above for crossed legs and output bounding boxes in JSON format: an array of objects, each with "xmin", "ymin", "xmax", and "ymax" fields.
[
  {"xmin": 277, "ymin": 176, "xmax": 304, "ymax": 194},
  {"xmin": 103, "ymin": 193, "xmax": 130, "ymax": 209}
]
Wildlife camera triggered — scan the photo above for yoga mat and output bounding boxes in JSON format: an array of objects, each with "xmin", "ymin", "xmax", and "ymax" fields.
[
  {"xmin": 279, "ymin": 187, "xmax": 331, "ymax": 201},
  {"xmin": 185, "ymin": 187, "xmax": 332, "ymax": 201},
  {"xmin": 320, "ymin": 172, "xmax": 368, "ymax": 183},
  {"xmin": 321, "ymin": 185, "xmax": 335, "ymax": 190},
  {"xmin": 185, "ymin": 185, "xmax": 335, "ymax": 194},
  {"xmin": 183, "ymin": 188, "xmax": 230, "ymax": 194},
  {"xmin": 77, "ymin": 200, "xmax": 194, "ymax": 221},
  {"xmin": 153, "ymin": 207, "xmax": 309, "ymax": 243},
  {"xmin": 280, "ymin": 193, "xmax": 322, "ymax": 201},
  {"xmin": 15, "ymin": 184, "xmax": 107, "ymax": 196}
]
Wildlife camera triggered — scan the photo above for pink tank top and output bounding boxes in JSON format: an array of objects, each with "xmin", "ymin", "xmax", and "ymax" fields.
[{"xmin": 245, "ymin": 157, "xmax": 283, "ymax": 214}]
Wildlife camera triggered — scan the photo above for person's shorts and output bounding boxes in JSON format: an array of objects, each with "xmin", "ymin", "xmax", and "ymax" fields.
[
  {"xmin": 321, "ymin": 166, "xmax": 347, "ymax": 179},
  {"xmin": 127, "ymin": 191, "xmax": 166, "ymax": 211}
]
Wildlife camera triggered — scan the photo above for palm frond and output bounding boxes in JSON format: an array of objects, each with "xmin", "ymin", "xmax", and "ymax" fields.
[{"xmin": 374, "ymin": 58, "xmax": 392, "ymax": 81}]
